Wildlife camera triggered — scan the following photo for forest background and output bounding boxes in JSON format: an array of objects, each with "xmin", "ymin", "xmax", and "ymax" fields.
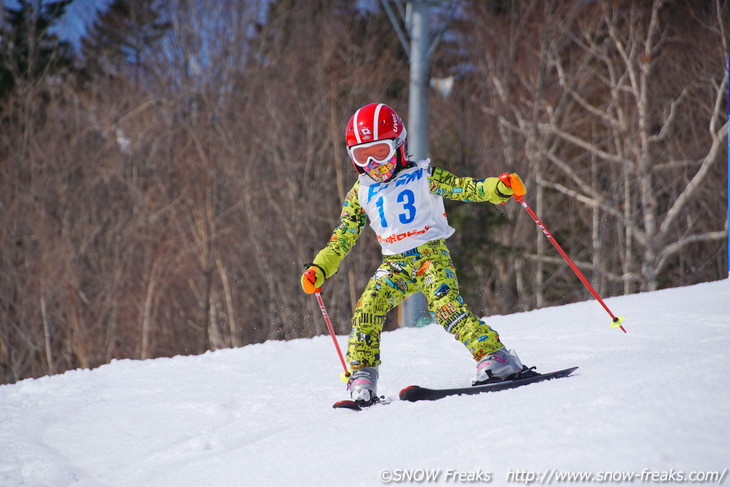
[{"xmin": 1, "ymin": 0, "xmax": 727, "ymax": 384}]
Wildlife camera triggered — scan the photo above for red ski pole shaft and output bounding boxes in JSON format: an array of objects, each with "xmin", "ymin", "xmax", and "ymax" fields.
[
  {"xmin": 515, "ymin": 195, "xmax": 626, "ymax": 333},
  {"xmin": 314, "ymin": 291, "xmax": 351, "ymax": 377}
]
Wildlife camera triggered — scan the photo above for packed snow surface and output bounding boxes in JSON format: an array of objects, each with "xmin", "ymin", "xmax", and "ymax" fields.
[{"xmin": 1, "ymin": 279, "xmax": 729, "ymax": 486}]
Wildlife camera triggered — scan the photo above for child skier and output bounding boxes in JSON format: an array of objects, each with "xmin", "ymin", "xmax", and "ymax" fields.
[{"xmin": 301, "ymin": 102, "xmax": 526, "ymax": 405}]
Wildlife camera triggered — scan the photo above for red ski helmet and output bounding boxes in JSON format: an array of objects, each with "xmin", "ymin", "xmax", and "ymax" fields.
[{"xmin": 345, "ymin": 103, "xmax": 408, "ymax": 182}]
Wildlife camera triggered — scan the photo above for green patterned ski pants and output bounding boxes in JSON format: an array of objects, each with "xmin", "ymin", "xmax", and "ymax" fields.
[{"xmin": 346, "ymin": 239, "xmax": 504, "ymax": 369}]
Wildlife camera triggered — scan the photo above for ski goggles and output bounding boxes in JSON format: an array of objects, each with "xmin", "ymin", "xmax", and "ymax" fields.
[
  {"xmin": 347, "ymin": 130, "xmax": 406, "ymax": 167},
  {"xmin": 348, "ymin": 139, "xmax": 398, "ymax": 167}
]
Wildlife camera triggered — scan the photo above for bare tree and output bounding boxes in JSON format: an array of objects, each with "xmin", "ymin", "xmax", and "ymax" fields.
[{"xmin": 459, "ymin": 0, "xmax": 728, "ymax": 309}]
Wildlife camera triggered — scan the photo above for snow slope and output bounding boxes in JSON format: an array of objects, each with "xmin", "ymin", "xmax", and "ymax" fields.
[{"xmin": 1, "ymin": 279, "xmax": 729, "ymax": 487}]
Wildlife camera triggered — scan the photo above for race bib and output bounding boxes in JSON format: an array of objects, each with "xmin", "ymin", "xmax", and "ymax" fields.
[{"xmin": 358, "ymin": 159, "xmax": 454, "ymax": 255}]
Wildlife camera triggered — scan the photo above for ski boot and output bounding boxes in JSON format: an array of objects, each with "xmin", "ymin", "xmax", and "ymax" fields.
[
  {"xmin": 472, "ymin": 348, "xmax": 523, "ymax": 385},
  {"xmin": 349, "ymin": 367, "xmax": 379, "ymax": 405}
]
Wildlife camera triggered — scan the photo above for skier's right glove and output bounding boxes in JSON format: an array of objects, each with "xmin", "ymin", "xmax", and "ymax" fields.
[
  {"xmin": 301, "ymin": 264, "xmax": 326, "ymax": 294},
  {"xmin": 498, "ymin": 172, "xmax": 526, "ymax": 199}
]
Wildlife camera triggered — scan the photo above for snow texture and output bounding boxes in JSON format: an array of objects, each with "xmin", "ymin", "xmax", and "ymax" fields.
[{"xmin": 1, "ymin": 279, "xmax": 729, "ymax": 486}]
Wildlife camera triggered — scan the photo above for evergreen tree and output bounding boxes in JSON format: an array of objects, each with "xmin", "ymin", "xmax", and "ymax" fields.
[
  {"xmin": 80, "ymin": 0, "xmax": 170, "ymax": 86},
  {"xmin": 0, "ymin": 0, "xmax": 76, "ymax": 99}
]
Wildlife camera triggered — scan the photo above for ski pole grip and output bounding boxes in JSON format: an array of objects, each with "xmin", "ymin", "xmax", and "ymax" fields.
[{"xmin": 499, "ymin": 172, "xmax": 526, "ymax": 199}]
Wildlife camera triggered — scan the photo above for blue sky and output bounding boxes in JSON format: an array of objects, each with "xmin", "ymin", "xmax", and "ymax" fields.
[
  {"xmin": 56, "ymin": 0, "xmax": 113, "ymax": 47},
  {"xmin": 3, "ymin": 0, "xmax": 113, "ymax": 49}
]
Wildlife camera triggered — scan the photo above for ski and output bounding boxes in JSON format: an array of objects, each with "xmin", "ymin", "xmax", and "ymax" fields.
[{"xmin": 399, "ymin": 366, "xmax": 578, "ymax": 402}]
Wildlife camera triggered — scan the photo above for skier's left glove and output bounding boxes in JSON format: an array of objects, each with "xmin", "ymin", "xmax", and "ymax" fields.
[{"xmin": 301, "ymin": 264, "xmax": 326, "ymax": 294}]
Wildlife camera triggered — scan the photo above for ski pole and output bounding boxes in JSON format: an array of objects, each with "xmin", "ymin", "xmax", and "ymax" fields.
[
  {"xmin": 500, "ymin": 173, "xmax": 626, "ymax": 333},
  {"xmin": 312, "ymin": 289, "xmax": 351, "ymax": 379}
]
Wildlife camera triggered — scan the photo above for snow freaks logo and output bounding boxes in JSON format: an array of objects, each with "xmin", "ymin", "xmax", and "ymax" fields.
[
  {"xmin": 380, "ymin": 468, "xmax": 492, "ymax": 484},
  {"xmin": 379, "ymin": 467, "xmax": 728, "ymax": 484}
]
